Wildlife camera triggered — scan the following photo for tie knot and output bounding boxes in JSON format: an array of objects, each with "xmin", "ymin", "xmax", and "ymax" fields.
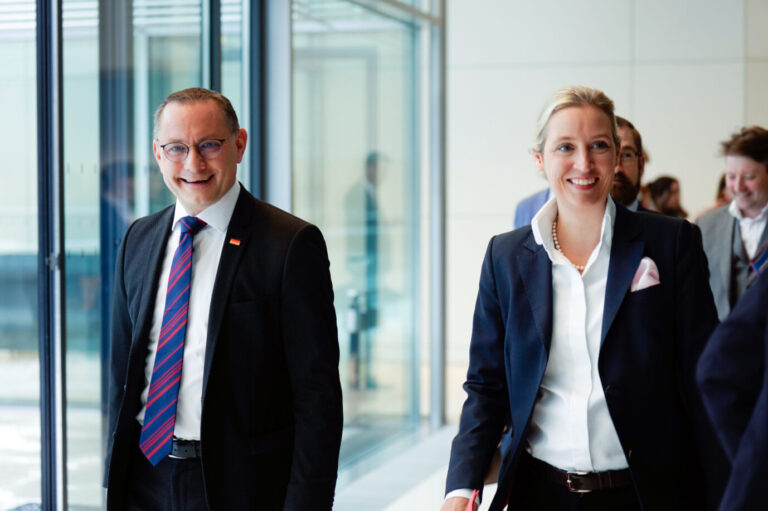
[{"xmin": 178, "ymin": 216, "xmax": 207, "ymax": 236}]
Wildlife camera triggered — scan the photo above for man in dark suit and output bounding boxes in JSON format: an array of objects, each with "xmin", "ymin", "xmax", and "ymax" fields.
[
  {"xmin": 445, "ymin": 205, "xmax": 726, "ymax": 510},
  {"xmin": 104, "ymin": 88, "xmax": 343, "ymax": 510},
  {"xmin": 698, "ymin": 266, "xmax": 768, "ymax": 511}
]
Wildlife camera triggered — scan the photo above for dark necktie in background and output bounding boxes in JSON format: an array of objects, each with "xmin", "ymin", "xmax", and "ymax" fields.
[{"xmin": 140, "ymin": 216, "xmax": 206, "ymax": 465}]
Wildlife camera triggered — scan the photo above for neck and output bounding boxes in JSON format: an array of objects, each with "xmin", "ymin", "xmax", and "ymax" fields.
[
  {"xmin": 741, "ymin": 204, "xmax": 766, "ymax": 219},
  {"xmin": 554, "ymin": 200, "xmax": 607, "ymax": 265}
]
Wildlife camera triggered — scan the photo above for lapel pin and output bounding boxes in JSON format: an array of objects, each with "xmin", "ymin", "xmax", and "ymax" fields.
[{"xmin": 229, "ymin": 238, "xmax": 241, "ymax": 246}]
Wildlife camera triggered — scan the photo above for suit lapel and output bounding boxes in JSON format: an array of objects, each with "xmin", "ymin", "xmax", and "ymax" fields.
[
  {"xmin": 601, "ymin": 206, "xmax": 644, "ymax": 346},
  {"xmin": 715, "ymin": 212, "xmax": 735, "ymax": 295},
  {"xmin": 518, "ymin": 233, "xmax": 553, "ymax": 354},
  {"xmin": 202, "ymin": 187, "xmax": 253, "ymax": 395},
  {"xmin": 133, "ymin": 207, "xmax": 174, "ymax": 348}
]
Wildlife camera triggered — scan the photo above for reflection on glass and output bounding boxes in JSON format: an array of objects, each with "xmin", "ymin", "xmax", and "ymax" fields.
[
  {"xmin": 293, "ymin": 1, "xmax": 421, "ymax": 467},
  {"xmin": 0, "ymin": 1, "xmax": 41, "ymax": 509}
]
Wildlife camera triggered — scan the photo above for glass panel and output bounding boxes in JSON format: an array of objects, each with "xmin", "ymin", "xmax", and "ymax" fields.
[
  {"xmin": 292, "ymin": 1, "xmax": 421, "ymax": 468},
  {"xmin": 62, "ymin": 1, "xmax": 203, "ymax": 509},
  {"xmin": 63, "ymin": 0, "xmax": 102, "ymax": 508},
  {"xmin": 221, "ymin": 0, "xmax": 249, "ymax": 189},
  {"xmin": 0, "ymin": 1, "xmax": 41, "ymax": 509}
]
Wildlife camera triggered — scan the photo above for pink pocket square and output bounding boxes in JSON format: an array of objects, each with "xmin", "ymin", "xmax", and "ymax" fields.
[{"xmin": 631, "ymin": 256, "xmax": 660, "ymax": 292}]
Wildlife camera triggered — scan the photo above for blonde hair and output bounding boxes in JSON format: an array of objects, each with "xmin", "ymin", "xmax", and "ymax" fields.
[{"xmin": 532, "ymin": 85, "xmax": 620, "ymax": 154}]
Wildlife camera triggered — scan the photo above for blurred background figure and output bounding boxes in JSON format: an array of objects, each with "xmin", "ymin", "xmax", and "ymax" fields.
[
  {"xmin": 345, "ymin": 151, "xmax": 386, "ymax": 389},
  {"xmin": 612, "ymin": 116, "xmax": 649, "ymax": 211},
  {"xmin": 514, "ymin": 187, "xmax": 550, "ymax": 228},
  {"xmin": 695, "ymin": 174, "xmax": 733, "ymax": 220},
  {"xmin": 698, "ymin": 126, "xmax": 768, "ymax": 321},
  {"xmin": 648, "ymin": 175, "xmax": 688, "ymax": 218}
]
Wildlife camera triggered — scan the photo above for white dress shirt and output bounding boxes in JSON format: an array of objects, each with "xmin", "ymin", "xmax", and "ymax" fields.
[
  {"xmin": 527, "ymin": 196, "xmax": 627, "ymax": 471},
  {"xmin": 446, "ymin": 197, "xmax": 626, "ymax": 503},
  {"xmin": 136, "ymin": 181, "xmax": 241, "ymax": 440},
  {"xmin": 728, "ymin": 199, "xmax": 768, "ymax": 259}
]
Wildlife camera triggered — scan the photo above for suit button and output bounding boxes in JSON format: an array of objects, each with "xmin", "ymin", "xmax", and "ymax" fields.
[
  {"xmin": 627, "ymin": 449, "xmax": 633, "ymax": 460},
  {"xmin": 605, "ymin": 385, "xmax": 619, "ymax": 398}
]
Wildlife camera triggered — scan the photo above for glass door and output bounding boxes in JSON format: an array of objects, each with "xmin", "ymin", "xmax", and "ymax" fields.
[
  {"xmin": 292, "ymin": 0, "xmax": 422, "ymax": 467},
  {"xmin": 0, "ymin": 1, "xmax": 41, "ymax": 509}
]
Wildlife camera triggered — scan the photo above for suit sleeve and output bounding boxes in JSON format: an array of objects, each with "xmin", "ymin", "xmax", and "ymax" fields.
[
  {"xmin": 446, "ymin": 236, "xmax": 509, "ymax": 496},
  {"xmin": 280, "ymin": 224, "xmax": 343, "ymax": 510},
  {"xmin": 673, "ymin": 221, "xmax": 728, "ymax": 508},
  {"xmin": 698, "ymin": 270, "xmax": 768, "ymax": 459},
  {"xmin": 104, "ymin": 221, "xmax": 136, "ymax": 487}
]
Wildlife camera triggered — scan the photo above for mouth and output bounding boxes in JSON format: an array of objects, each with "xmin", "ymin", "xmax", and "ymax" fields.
[
  {"xmin": 180, "ymin": 176, "xmax": 213, "ymax": 185},
  {"xmin": 568, "ymin": 177, "xmax": 599, "ymax": 186}
]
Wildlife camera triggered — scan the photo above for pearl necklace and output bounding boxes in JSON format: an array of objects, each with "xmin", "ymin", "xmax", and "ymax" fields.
[{"xmin": 551, "ymin": 216, "xmax": 585, "ymax": 272}]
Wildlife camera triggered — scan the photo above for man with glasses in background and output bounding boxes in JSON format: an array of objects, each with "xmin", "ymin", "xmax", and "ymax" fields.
[
  {"xmin": 104, "ymin": 88, "xmax": 343, "ymax": 510},
  {"xmin": 612, "ymin": 116, "xmax": 651, "ymax": 212}
]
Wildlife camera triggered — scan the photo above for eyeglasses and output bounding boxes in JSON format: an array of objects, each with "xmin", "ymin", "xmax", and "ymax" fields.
[
  {"xmin": 619, "ymin": 150, "xmax": 639, "ymax": 164},
  {"xmin": 159, "ymin": 138, "xmax": 228, "ymax": 162}
]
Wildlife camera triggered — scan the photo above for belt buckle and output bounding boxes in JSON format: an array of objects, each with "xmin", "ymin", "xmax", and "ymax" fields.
[{"xmin": 566, "ymin": 471, "xmax": 592, "ymax": 493}]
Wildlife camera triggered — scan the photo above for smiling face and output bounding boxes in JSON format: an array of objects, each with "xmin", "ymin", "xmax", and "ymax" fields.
[
  {"xmin": 533, "ymin": 105, "xmax": 618, "ymax": 216},
  {"xmin": 153, "ymin": 99, "xmax": 247, "ymax": 215},
  {"xmin": 725, "ymin": 154, "xmax": 768, "ymax": 219}
]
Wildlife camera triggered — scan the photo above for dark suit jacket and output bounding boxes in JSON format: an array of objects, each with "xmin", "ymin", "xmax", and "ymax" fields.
[
  {"xmin": 105, "ymin": 187, "xmax": 343, "ymax": 510},
  {"xmin": 698, "ymin": 270, "xmax": 768, "ymax": 511},
  {"xmin": 446, "ymin": 205, "xmax": 726, "ymax": 510}
]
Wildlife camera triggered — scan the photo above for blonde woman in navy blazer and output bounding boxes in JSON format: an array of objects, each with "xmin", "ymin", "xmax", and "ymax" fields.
[{"xmin": 443, "ymin": 86, "xmax": 726, "ymax": 511}]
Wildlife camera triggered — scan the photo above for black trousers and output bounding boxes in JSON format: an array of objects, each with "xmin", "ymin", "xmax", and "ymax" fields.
[
  {"xmin": 513, "ymin": 461, "xmax": 642, "ymax": 511},
  {"xmin": 124, "ymin": 438, "xmax": 209, "ymax": 511}
]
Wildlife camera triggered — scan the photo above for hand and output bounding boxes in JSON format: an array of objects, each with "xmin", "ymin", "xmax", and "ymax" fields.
[{"xmin": 440, "ymin": 496, "xmax": 475, "ymax": 511}]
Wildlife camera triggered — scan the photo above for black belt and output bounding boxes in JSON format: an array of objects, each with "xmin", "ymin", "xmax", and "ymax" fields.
[
  {"xmin": 169, "ymin": 438, "xmax": 201, "ymax": 459},
  {"xmin": 523, "ymin": 453, "xmax": 633, "ymax": 493}
]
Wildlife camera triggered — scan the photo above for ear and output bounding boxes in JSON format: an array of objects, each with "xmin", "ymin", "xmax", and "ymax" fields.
[
  {"xmin": 234, "ymin": 128, "xmax": 248, "ymax": 163},
  {"xmin": 638, "ymin": 154, "xmax": 645, "ymax": 180},
  {"xmin": 153, "ymin": 139, "xmax": 163, "ymax": 163},
  {"xmin": 533, "ymin": 151, "xmax": 545, "ymax": 173}
]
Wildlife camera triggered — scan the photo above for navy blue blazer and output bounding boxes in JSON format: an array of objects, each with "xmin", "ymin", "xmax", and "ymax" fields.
[
  {"xmin": 105, "ymin": 187, "xmax": 343, "ymax": 510},
  {"xmin": 447, "ymin": 204, "xmax": 726, "ymax": 510},
  {"xmin": 698, "ymin": 270, "xmax": 768, "ymax": 511}
]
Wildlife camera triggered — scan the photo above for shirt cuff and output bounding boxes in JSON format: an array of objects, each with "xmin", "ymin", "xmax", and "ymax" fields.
[{"xmin": 444, "ymin": 488, "xmax": 481, "ymax": 506}]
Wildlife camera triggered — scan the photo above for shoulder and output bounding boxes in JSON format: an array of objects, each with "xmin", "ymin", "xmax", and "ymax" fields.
[
  {"xmin": 487, "ymin": 226, "xmax": 534, "ymax": 259},
  {"xmin": 696, "ymin": 205, "xmax": 731, "ymax": 232},
  {"xmin": 121, "ymin": 206, "xmax": 173, "ymax": 249},
  {"xmin": 234, "ymin": 190, "xmax": 328, "ymax": 259},
  {"xmin": 621, "ymin": 207, "xmax": 702, "ymax": 248}
]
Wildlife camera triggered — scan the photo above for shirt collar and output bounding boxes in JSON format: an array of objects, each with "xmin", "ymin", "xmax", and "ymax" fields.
[
  {"xmin": 531, "ymin": 196, "xmax": 616, "ymax": 263},
  {"xmin": 626, "ymin": 199, "xmax": 639, "ymax": 212},
  {"xmin": 172, "ymin": 181, "xmax": 241, "ymax": 233},
  {"xmin": 728, "ymin": 199, "xmax": 768, "ymax": 223}
]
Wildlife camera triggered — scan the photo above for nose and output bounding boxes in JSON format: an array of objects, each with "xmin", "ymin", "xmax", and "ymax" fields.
[
  {"xmin": 576, "ymin": 147, "xmax": 593, "ymax": 172},
  {"xmin": 184, "ymin": 145, "xmax": 207, "ymax": 172}
]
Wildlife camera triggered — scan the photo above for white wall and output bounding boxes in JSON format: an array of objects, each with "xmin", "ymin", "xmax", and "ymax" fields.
[{"xmin": 445, "ymin": 0, "xmax": 768, "ymax": 421}]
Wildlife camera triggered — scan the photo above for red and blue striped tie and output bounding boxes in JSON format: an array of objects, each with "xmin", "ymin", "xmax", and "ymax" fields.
[{"xmin": 140, "ymin": 216, "xmax": 206, "ymax": 465}]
